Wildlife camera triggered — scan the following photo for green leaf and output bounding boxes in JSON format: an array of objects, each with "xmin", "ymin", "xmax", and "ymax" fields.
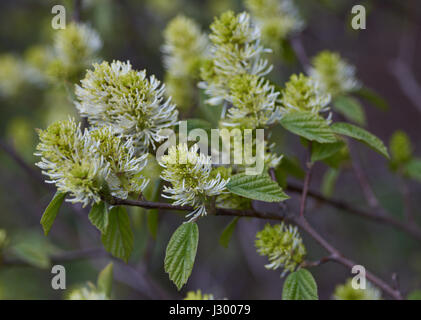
[
  {"xmin": 333, "ymin": 95, "xmax": 366, "ymax": 126},
  {"xmin": 406, "ymin": 158, "xmax": 421, "ymax": 182},
  {"xmin": 11, "ymin": 242, "xmax": 50, "ymax": 269},
  {"xmin": 40, "ymin": 192, "xmax": 66, "ymax": 236},
  {"xmin": 164, "ymin": 222, "xmax": 199, "ymax": 290},
  {"xmin": 219, "ymin": 217, "xmax": 239, "ymax": 248},
  {"xmin": 354, "ymin": 87, "xmax": 389, "ymax": 111},
  {"xmin": 227, "ymin": 173, "xmax": 289, "ymax": 202},
  {"xmin": 97, "ymin": 262, "xmax": 113, "ymax": 298},
  {"xmin": 88, "ymin": 201, "xmax": 109, "ymax": 233},
  {"xmin": 311, "ymin": 140, "xmax": 346, "ymax": 162},
  {"xmin": 280, "ymin": 112, "xmax": 337, "ymax": 143},
  {"xmin": 389, "ymin": 130, "xmax": 412, "ymax": 166},
  {"xmin": 282, "ymin": 269, "xmax": 318, "ymax": 300},
  {"xmin": 101, "ymin": 206, "xmax": 134, "ymax": 262},
  {"xmin": 331, "ymin": 122, "xmax": 389, "ymax": 158},
  {"xmin": 321, "ymin": 168, "xmax": 340, "ymax": 197},
  {"xmin": 10, "ymin": 231, "xmax": 59, "ymax": 269}
]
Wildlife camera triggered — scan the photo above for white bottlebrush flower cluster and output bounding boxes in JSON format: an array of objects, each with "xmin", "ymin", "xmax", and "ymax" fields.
[
  {"xmin": 159, "ymin": 144, "xmax": 229, "ymax": 221},
  {"xmin": 67, "ymin": 283, "xmax": 108, "ymax": 300},
  {"xmin": 281, "ymin": 73, "xmax": 331, "ymax": 117},
  {"xmin": 245, "ymin": 0, "xmax": 304, "ymax": 49},
  {"xmin": 200, "ymin": 11, "xmax": 283, "ymax": 174},
  {"xmin": 309, "ymin": 51, "xmax": 361, "ymax": 98},
  {"xmin": 199, "ymin": 11, "xmax": 279, "ymax": 128},
  {"xmin": 162, "ymin": 15, "xmax": 209, "ymax": 79},
  {"xmin": 48, "ymin": 22, "xmax": 102, "ymax": 82},
  {"xmin": 255, "ymin": 223, "xmax": 306, "ymax": 276},
  {"xmin": 75, "ymin": 60, "xmax": 178, "ymax": 150},
  {"xmin": 333, "ymin": 278, "xmax": 381, "ymax": 300},
  {"xmin": 35, "ymin": 118, "xmax": 148, "ymax": 207},
  {"xmin": 162, "ymin": 15, "xmax": 209, "ymax": 109}
]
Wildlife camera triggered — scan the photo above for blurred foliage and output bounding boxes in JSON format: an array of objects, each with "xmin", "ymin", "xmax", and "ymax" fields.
[{"xmin": 0, "ymin": 0, "xmax": 420, "ymax": 300}]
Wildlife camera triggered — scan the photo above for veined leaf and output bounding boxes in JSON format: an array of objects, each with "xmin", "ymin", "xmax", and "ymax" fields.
[
  {"xmin": 219, "ymin": 217, "xmax": 239, "ymax": 248},
  {"xmin": 311, "ymin": 140, "xmax": 346, "ymax": 162},
  {"xmin": 89, "ymin": 201, "xmax": 109, "ymax": 233},
  {"xmin": 227, "ymin": 173, "xmax": 289, "ymax": 202},
  {"xmin": 40, "ymin": 192, "xmax": 66, "ymax": 236},
  {"xmin": 97, "ymin": 262, "xmax": 113, "ymax": 298},
  {"xmin": 280, "ymin": 112, "xmax": 337, "ymax": 143},
  {"xmin": 333, "ymin": 95, "xmax": 366, "ymax": 126},
  {"xmin": 164, "ymin": 222, "xmax": 199, "ymax": 290},
  {"xmin": 331, "ymin": 122, "xmax": 389, "ymax": 158},
  {"xmin": 282, "ymin": 269, "xmax": 318, "ymax": 300},
  {"xmin": 101, "ymin": 206, "xmax": 134, "ymax": 262}
]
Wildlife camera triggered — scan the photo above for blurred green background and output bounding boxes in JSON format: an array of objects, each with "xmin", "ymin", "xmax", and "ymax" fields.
[{"xmin": 0, "ymin": 0, "xmax": 420, "ymax": 299}]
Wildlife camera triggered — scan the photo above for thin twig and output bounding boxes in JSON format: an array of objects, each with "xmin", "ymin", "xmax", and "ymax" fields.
[
  {"xmin": 289, "ymin": 36, "xmax": 310, "ymax": 72},
  {"xmin": 0, "ymin": 134, "xmax": 405, "ymax": 298},
  {"xmin": 292, "ymin": 216, "xmax": 402, "ymax": 300},
  {"xmin": 286, "ymin": 182, "xmax": 421, "ymax": 242}
]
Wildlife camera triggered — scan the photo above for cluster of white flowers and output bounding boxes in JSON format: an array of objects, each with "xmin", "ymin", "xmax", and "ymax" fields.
[
  {"xmin": 309, "ymin": 51, "xmax": 361, "ymax": 98},
  {"xmin": 281, "ymin": 73, "xmax": 331, "ymax": 116},
  {"xmin": 35, "ymin": 118, "xmax": 148, "ymax": 207},
  {"xmin": 159, "ymin": 144, "xmax": 229, "ymax": 221},
  {"xmin": 162, "ymin": 15, "xmax": 209, "ymax": 109},
  {"xmin": 245, "ymin": 0, "xmax": 304, "ymax": 49},
  {"xmin": 162, "ymin": 15, "xmax": 209, "ymax": 79},
  {"xmin": 255, "ymin": 223, "xmax": 306, "ymax": 276},
  {"xmin": 75, "ymin": 60, "xmax": 178, "ymax": 150},
  {"xmin": 67, "ymin": 283, "xmax": 108, "ymax": 300},
  {"xmin": 48, "ymin": 22, "xmax": 102, "ymax": 82},
  {"xmin": 199, "ymin": 11, "xmax": 274, "ymax": 107}
]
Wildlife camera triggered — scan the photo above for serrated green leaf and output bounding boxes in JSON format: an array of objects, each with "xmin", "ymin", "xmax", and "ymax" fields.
[
  {"xmin": 219, "ymin": 217, "xmax": 239, "ymax": 248},
  {"xmin": 227, "ymin": 173, "xmax": 289, "ymax": 202},
  {"xmin": 311, "ymin": 140, "xmax": 346, "ymax": 162},
  {"xmin": 88, "ymin": 201, "xmax": 109, "ymax": 233},
  {"xmin": 321, "ymin": 168, "xmax": 340, "ymax": 197},
  {"xmin": 354, "ymin": 87, "xmax": 389, "ymax": 111},
  {"xmin": 97, "ymin": 262, "xmax": 113, "ymax": 298},
  {"xmin": 331, "ymin": 122, "xmax": 389, "ymax": 158},
  {"xmin": 333, "ymin": 95, "xmax": 366, "ymax": 126},
  {"xmin": 280, "ymin": 112, "xmax": 337, "ymax": 143},
  {"xmin": 406, "ymin": 158, "xmax": 421, "ymax": 182},
  {"xmin": 164, "ymin": 222, "xmax": 199, "ymax": 290},
  {"xmin": 40, "ymin": 192, "xmax": 66, "ymax": 236},
  {"xmin": 282, "ymin": 269, "xmax": 318, "ymax": 300},
  {"xmin": 101, "ymin": 206, "xmax": 134, "ymax": 262}
]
